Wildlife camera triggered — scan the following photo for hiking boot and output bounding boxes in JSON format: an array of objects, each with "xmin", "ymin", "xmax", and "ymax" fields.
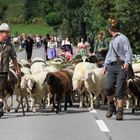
[
  {"xmin": 116, "ymin": 107, "xmax": 123, "ymax": 121},
  {"xmin": 106, "ymin": 101, "xmax": 116, "ymax": 118},
  {"xmin": 0, "ymin": 102, "xmax": 4, "ymax": 117}
]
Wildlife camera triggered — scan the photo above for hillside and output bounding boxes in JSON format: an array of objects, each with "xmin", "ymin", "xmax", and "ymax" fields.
[
  {"xmin": 0, "ymin": 0, "xmax": 53, "ymax": 35},
  {"xmin": 1, "ymin": 0, "xmax": 25, "ymax": 21}
]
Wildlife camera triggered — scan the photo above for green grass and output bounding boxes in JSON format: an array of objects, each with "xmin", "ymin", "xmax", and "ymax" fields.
[
  {"xmin": 11, "ymin": 24, "xmax": 54, "ymax": 35},
  {"xmin": 2, "ymin": 0, "xmax": 54, "ymax": 35}
]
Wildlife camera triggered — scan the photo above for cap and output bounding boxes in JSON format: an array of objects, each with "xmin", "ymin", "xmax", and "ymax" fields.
[{"xmin": 0, "ymin": 23, "xmax": 10, "ymax": 32}]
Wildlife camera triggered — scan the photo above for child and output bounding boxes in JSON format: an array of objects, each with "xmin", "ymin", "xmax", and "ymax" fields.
[{"xmin": 61, "ymin": 48, "xmax": 73, "ymax": 61}]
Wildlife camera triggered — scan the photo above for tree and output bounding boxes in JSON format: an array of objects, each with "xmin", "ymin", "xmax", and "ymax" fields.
[
  {"xmin": 0, "ymin": 2, "xmax": 8, "ymax": 20},
  {"xmin": 60, "ymin": 0, "xmax": 86, "ymax": 41},
  {"xmin": 86, "ymin": 0, "xmax": 140, "ymax": 52},
  {"xmin": 23, "ymin": 0, "xmax": 140, "ymax": 50},
  {"xmin": 114, "ymin": 0, "xmax": 140, "ymax": 52},
  {"xmin": 24, "ymin": 0, "xmax": 38, "ymax": 22}
]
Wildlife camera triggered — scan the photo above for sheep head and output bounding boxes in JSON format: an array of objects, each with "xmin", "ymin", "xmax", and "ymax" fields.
[
  {"xmin": 127, "ymin": 76, "xmax": 140, "ymax": 97},
  {"xmin": 20, "ymin": 76, "xmax": 36, "ymax": 94},
  {"xmin": 72, "ymin": 78, "xmax": 84, "ymax": 91},
  {"xmin": 44, "ymin": 72, "xmax": 59, "ymax": 86}
]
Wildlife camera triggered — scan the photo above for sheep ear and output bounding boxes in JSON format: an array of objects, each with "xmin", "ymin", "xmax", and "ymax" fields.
[
  {"xmin": 85, "ymin": 72, "xmax": 92, "ymax": 81},
  {"xmin": 20, "ymin": 78, "xmax": 26, "ymax": 88},
  {"xmin": 28, "ymin": 79, "xmax": 34, "ymax": 90},
  {"xmin": 91, "ymin": 72, "xmax": 96, "ymax": 83}
]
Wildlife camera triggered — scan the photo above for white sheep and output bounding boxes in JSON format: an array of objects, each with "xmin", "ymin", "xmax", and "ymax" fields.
[
  {"xmin": 14, "ymin": 67, "xmax": 31, "ymax": 112},
  {"xmin": 44, "ymin": 66, "xmax": 58, "ymax": 73},
  {"xmin": 132, "ymin": 63, "xmax": 140, "ymax": 73},
  {"xmin": 20, "ymin": 71, "xmax": 48, "ymax": 113},
  {"xmin": 18, "ymin": 59, "xmax": 31, "ymax": 68},
  {"xmin": 30, "ymin": 57, "xmax": 46, "ymax": 74},
  {"xmin": 84, "ymin": 67, "xmax": 107, "ymax": 110},
  {"xmin": 72, "ymin": 62, "xmax": 97, "ymax": 108}
]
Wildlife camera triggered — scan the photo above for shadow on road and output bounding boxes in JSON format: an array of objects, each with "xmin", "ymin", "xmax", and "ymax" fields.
[{"xmin": 0, "ymin": 108, "xmax": 89, "ymax": 119}]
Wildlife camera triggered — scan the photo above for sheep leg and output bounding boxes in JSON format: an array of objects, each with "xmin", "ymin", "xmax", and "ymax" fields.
[
  {"xmin": 126, "ymin": 98, "xmax": 131, "ymax": 110},
  {"xmin": 56, "ymin": 99, "xmax": 59, "ymax": 113},
  {"xmin": 125, "ymin": 94, "xmax": 132, "ymax": 110},
  {"xmin": 52, "ymin": 95, "xmax": 57, "ymax": 111},
  {"xmin": 132, "ymin": 96, "xmax": 140, "ymax": 113},
  {"xmin": 94, "ymin": 95, "xmax": 101, "ymax": 108},
  {"xmin": 56, "ymin": 97, "xmax": 61, "ymax": 113},
  {"xmin": 138, "ymin": 97, "xmax": 140, "ymax": 109},
  {"xmin": 42, "ymin": 95, "xmax": 47, "ymax": 109},
  {"xmin": 4, "ymin": 95, "xmax": 11, "ymax": 112},
  {"xmin": 10, "ymin": 95, "xmax": 13, "ymax": 109},
  {"xmin": 15, "ymin": 95, "xmax": 21, "ymax": 112},
  {"xmin": 79, "ymin": 91, "xmax": 84, "ymax": 108},
  {"xmin": 134, "ymin": 97, "xmax": 139, "ymax": 111},
  {"xmin": 88, "ymin": 91, "xmax": 94, "ymax": 110},
  {"xmin": 25, "ymin": 96, "xmax": 30, "ymax": 112},
  {"xmin": 132, "ymin": 98, "xmax": 136, "ymax": 113},
  {"xmin": 47, "ymin": 93, "xmax": 52, "ymax": 108},
  {"xmin": 20, "ymin": 96, "xmax": 25, "ymax": 116},
  {"xmin": 64, "ymin": 94, "xmax": 68, "ymax": 111},
  {"xmin": 68, "ymin": 95, "xmax": 73, "ymax": 107},
  {"xmin": 31, "ymin": 98, "xmax": 36, "ymax": 113}
]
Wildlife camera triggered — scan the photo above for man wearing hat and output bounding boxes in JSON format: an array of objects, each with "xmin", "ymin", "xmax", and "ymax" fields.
[
  {"xmin": 102, "ymin": 19, "xmax": 133, "ymax": 120},
  {"xmin": 0, "ymin": 23, "xmax": 20, "ymax": 117}
]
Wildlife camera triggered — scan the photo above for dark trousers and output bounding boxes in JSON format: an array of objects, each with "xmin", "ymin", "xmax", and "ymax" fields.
[
  {"xmin": 44, "ymin": 46, "xmax": 48, "ymax": 60},
  {"xmin": 0, "ymin": 73, "xmax": 8, "ymax": 99},
  {"xmin": 26, "ymin": 48, "xmax": 33, "ymax": 60},
  {"xmin": 106, "ymin": 63, "xmax": 126, "ymax": 99}
]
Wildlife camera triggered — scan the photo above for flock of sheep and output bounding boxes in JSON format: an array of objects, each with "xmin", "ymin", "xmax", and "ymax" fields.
[{"xmin": 4, "ymin": 56, "xmax": 140, "ymax": 115}]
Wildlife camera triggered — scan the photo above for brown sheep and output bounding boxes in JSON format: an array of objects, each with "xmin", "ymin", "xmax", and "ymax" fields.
[
  {"xmin": 127, "ymin": 76, "xmax": 140, "ymax": 113},
  {"xmin": 44, "ymin": 70, "xmax": 73, "ymax": 113}
]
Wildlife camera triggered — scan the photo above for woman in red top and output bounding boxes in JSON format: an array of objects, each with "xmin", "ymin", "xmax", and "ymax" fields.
[{"xmin": 75, "ymin": 37, "xmax": 88, "ymax": 58}]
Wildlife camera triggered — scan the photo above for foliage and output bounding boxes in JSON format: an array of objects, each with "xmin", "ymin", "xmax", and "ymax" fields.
[
  {"xmin": 114, "ymin": 0, "xmax": 140, "ymax": 53},
  {"xmin": 46, "ymin": 12, "xmax": 62, "ymax": 26},
  {"xmin": 0, "ymin": 2, "xmax": 8, "ymax": 20},
  {"xmin": 1, "ymin": 0, "xmax": 140, "ymax": 52},
  {"xmin": 92, "ymin": 0, "xmax": 140, "ymax": 53}
]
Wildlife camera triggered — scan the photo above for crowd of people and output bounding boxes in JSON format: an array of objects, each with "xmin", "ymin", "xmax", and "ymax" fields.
[{"xmin": 11, "ymin": 31, "xmax": 109, "ymax": 63}]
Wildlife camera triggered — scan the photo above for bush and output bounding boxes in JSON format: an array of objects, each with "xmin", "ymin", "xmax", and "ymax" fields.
[
  {"xmin": 32, "ymin": 17, "xmax": 46, "ymax": 24},
  {"xmin": 45, "ymin": 12, "xmax": 62, "ymax": 26}
]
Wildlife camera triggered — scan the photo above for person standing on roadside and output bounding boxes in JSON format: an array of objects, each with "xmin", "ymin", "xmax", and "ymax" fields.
[
  {"xmin": 0, "ymin": 23, "xmax": 20, "ymax": 117},
  {"xmin": 25, "ymin": 35, "xmax": 34, "ymax": 62},
  {"xmin": 48, "ymin": 36, "xmax": 57, "ymax": 60},
  {"xmin": 43, "ymin": 33, "xmax": 50, "ymax": 60},
  {"xmin": 94, "ymin": 31, "xmax": 108, "ymax": 58},
  {"xmin": 73, "ymin": 37, "xmax": 88, "ymax": 60},
  {"xmin": 88, "ymin": 33, "xmax": 94, "ymax": 52},
  {"xmin": 102, "ymin": 19, "xmax": 133, "ymax": 120},
  {"xmin": 62, "ymin": 36, "xmax": 73, "ymax": 55}
]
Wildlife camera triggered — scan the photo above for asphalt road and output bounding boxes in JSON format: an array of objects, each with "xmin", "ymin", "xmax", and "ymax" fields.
[{"xmin": 0, "ymin": 47, "xmax": 140, "ymax": 140}]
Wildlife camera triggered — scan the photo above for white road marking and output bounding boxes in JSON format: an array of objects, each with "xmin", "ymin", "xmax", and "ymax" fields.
[{"xmin": 96, "ymin": 120, "xmax": 110, "ymax": 132}]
